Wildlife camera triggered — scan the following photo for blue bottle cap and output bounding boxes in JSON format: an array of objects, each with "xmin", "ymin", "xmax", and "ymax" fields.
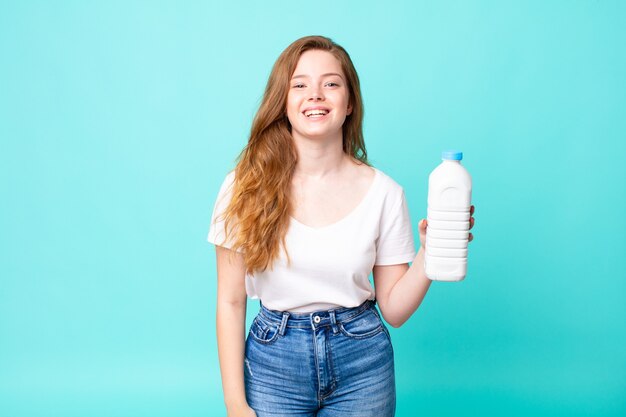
[{"xmin": 442, "ymin": 150, "xmax": 463, "ymax": 160}]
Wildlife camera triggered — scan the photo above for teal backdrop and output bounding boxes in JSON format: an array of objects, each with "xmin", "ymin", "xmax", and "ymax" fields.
[{"xmin": 1, "ymin": 1, "xmax": 624, "ymax": 416}]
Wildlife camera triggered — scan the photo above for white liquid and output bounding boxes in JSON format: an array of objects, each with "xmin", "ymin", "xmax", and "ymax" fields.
[{"xmin": 425, "ymin": 155, "xmax": 472, "ymax": 281}]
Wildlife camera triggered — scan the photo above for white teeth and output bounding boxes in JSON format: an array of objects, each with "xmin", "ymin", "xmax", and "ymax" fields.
[{"xmin": 304, "ymin": 109, "xmax": 329, "ymax": 117}]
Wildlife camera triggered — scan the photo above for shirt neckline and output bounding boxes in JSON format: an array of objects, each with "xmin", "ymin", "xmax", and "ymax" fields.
[{"xmin": 289, "ymin": 167, "xmax": 381, "ymax": 231}]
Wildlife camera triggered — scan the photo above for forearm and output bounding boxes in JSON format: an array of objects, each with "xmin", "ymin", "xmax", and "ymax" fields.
[
  {"xmin": 216, "ymin": 299, "xmax": 248, "ymax": 410},
  {"xmin": 385, "ymin": 247, "xmax": 432, "ymax": 327}
]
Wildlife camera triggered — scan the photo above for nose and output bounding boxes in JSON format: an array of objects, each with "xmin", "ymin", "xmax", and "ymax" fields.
[{"xmin": 308, "ymin": 86, "xmax": 324, "ymax": 101}]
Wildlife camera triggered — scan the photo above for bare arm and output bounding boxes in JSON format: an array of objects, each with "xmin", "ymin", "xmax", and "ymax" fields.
[
  {"xmin": 373, "ymin": 246, "xmax": 430, "ymax": 328},
  {"xmin": 374, "ymin": 206, "xmax": 475, "ymax": 328},
  {"xmin": 215, "ymin": 245, "xmax": 256, "ymax": 416}
]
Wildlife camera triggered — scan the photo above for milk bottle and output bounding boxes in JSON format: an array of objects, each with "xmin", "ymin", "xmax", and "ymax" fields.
[{"xmin": 425, "ymin": 151, "xmax": 472, "ymax": 281}]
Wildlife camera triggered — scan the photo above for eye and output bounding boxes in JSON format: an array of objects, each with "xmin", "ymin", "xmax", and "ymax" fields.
[
  {"xmin": 325, "ymin": 82, "xmax": 339, "ymax": 87},
  {"xmin": 292, "ymin": 83, "xmax": 305, "ymax": 89}
]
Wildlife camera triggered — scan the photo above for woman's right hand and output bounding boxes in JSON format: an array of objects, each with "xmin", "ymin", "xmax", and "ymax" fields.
[{"xmin": 227, "ymin": 403, "xmax": 257, "ymax": 417}]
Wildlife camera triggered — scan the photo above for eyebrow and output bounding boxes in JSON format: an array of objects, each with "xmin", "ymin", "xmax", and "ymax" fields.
[{"xmin": 291, "ymin": 72, "xmax": 344, "ymax": 80}]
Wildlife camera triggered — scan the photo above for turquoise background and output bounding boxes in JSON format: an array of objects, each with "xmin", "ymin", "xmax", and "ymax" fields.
[{"xmin": 1, "ymin": 1, "xmax": 624, "ymax": 416}]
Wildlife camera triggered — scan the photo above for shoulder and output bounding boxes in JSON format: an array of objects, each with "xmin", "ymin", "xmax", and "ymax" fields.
[
  {"xmin": 217, "ymin": 170, "xmax": 236, "ymax": 193},
  {"xmin": 224, "ymin": 170, "xmax": 236, "ymax": 186},
  {"xmin": 371, "ymin": 166, "xmax": 406, "ymax": 200},
  {"xmin": 350, "ymin": 158, "xmax": 404, "ymax": 196},
  {"xmin": 213, "ymin": 170, "xmax": 237, "ymax": 207}
]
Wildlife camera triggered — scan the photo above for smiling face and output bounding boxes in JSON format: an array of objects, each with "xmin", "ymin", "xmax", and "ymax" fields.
[{"xmin": 286, "ymin": 49, "xmax": 353, "ymax": 142}]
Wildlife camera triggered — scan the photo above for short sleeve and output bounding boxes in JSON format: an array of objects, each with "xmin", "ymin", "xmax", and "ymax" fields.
[
  {"xmin": 374, "ymin": 190, "xmax": 416, "ymax": 265},
  {"xmin": 207, "ymin": 171, "xmax": 243, "ymax": 253}
]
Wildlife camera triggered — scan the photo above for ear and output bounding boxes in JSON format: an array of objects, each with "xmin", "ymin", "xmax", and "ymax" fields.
[{"xmin": 347, "ymin": 103, "xmax": 353, "ymax": 116}]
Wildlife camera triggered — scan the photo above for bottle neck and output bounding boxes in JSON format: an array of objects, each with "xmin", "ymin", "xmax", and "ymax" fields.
[{"xmin": 442, "ymin": 159, "xmax": 461, "ymax": 164}]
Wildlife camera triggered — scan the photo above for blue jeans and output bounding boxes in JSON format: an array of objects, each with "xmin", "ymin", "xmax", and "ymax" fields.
[{"xmin": 244, "ymin": 299, "xmax": 396, "ymax": 417}]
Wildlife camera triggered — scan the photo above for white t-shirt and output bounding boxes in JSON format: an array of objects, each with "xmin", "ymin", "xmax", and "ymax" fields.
[{"xmin": 207, "ymin": 167, "xmax": 417, "ymax": 313}]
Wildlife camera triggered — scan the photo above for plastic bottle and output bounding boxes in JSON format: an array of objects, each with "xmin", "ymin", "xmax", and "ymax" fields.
[{"xmin": 425, "ymin": 150, "xmax": 472, "ymax": 281}]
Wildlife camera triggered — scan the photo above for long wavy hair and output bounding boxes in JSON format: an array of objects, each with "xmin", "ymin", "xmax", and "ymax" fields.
[{"xmin": 220, "ymin": 35, "xmax": 370, "ymax": 275}]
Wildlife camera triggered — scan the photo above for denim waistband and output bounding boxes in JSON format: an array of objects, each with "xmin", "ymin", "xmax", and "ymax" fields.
[{"xmin": 258, "ymin": 299, "xmax": 377, "ymax": 330}]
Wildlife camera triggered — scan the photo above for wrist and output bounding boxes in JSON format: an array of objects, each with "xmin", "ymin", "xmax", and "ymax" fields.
[
  {"xmin": 225, "ymin": 397, "xmax": 249, "ymax": 411},
  {"xmin": 415, "ymin": 247, "xmax": 428, "ymax": 280}
]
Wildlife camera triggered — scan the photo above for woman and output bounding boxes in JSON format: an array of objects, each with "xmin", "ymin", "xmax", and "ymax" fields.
[{"xmin": 208, "ymin": 35, "xmax": 475, "ymax": 417}]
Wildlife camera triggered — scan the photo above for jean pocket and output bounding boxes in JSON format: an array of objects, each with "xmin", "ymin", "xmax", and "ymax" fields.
[
  {"xmin": 339, "ymin": 309, "xmax": 384, "ymax": 339},
  {"xmin": 248, "ymin": 316, "xmax": 281, "ymax": 344}
]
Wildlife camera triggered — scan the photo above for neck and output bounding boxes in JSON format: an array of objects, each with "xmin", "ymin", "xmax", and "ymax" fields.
[{"xmin": 292, "ymin": 132, "xmax": 350, "ymax": 179}]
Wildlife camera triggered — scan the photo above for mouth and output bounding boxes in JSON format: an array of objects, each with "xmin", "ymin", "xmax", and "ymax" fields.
[{"xmin": 302, "ymin": 108, "xmax": 331, "ymax": 119}]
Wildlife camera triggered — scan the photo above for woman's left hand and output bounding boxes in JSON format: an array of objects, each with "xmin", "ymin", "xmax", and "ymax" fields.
[{"xmin": 418, "ymin": 205, "xmax": 475, "ymax": 249}]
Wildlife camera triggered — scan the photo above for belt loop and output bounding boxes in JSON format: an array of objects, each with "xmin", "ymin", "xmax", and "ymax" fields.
[
  {"xmin": 329, "ymin": 310, "xmax": 338, "ymax": 334},
  {"xmin": 278, "ymin": 311, "xmax": 290, "ymax": 336}
]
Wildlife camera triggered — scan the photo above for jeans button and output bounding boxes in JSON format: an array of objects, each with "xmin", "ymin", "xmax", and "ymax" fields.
[{"xmin": 313, "ymin": 316, "xmax": 321, "ymax": 324}]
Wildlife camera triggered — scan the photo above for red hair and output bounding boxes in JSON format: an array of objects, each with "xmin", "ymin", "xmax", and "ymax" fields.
[{"xmin": 220, "ymin": 35, "xmax": 370, "ymax": 274}]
